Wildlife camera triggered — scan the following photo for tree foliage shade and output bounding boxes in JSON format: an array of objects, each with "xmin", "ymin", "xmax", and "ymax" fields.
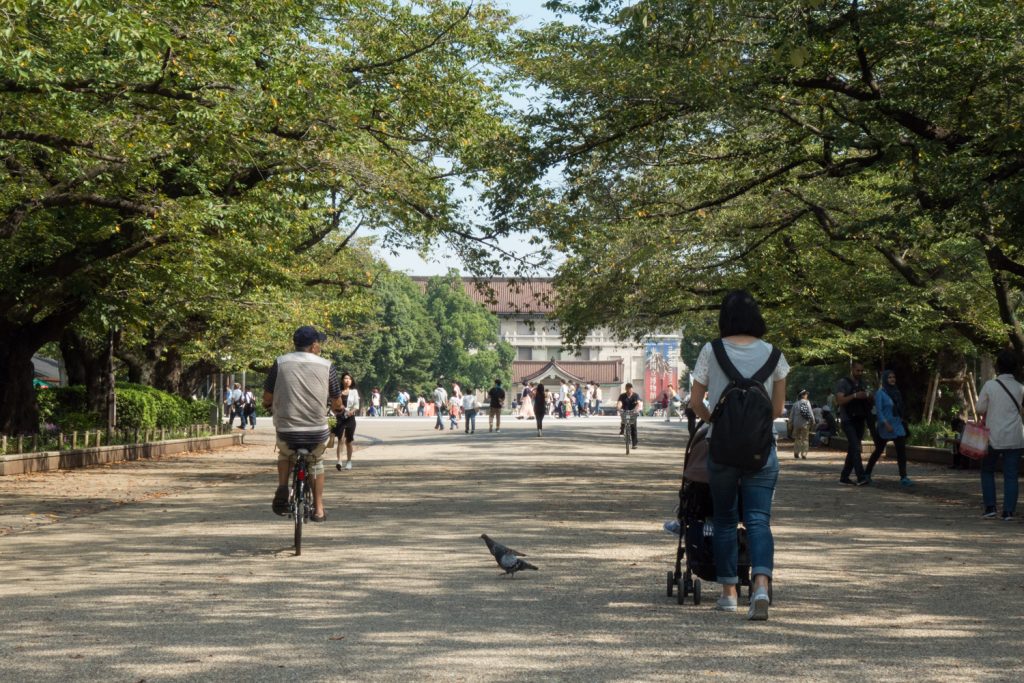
[
  {"xmin": 0, "ymin": 0, "xmax": 516, "ymax": 432},
  {"xmin": 497, "ymin": 0, "xmax": 1024, "ymax": 369}
]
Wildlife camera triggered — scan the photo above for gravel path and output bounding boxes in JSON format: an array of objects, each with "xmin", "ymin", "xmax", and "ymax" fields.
[{"xmin": 0, "ymin": 417, "xmax": 1021, "ymax": 682}]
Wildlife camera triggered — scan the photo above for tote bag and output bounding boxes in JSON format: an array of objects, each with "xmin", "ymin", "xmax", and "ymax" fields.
[{"xmin": 959, "ymin": 420, "xmax": 989, "ymax": 460}]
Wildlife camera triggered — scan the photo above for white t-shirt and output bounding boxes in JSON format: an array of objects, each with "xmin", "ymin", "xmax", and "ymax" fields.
[
  {"xmin": 692, "ymin": 338, "xmax": 790, "ymax": 437},
  {"xmin": 977, "ymin": 374, "xmax": 1024, "ymax": 450},
  {"xmin": 462, "ymin": 394, "xmax": 478, "ymax": 411}
]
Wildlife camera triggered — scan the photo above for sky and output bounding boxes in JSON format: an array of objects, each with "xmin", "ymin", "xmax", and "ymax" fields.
[{"xmin": 369, "ymin": 0, "xmax": 562, "ymax": 277}]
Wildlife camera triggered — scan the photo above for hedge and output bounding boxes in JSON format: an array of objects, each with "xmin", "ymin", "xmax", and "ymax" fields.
[{"xmin": 37, "ymin": 384, "xmax": 216, "ymax": 432}]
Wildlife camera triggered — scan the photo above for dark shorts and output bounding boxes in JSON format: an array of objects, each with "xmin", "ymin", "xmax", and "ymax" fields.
[{"xmin": 332, "ymin": 415, "xmax": 357, "ymax": 443}]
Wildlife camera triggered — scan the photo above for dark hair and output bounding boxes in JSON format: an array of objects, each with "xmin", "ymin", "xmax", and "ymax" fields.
[
  {"xmin": 995, "ymin": 349, "xmax": 1020, "ymax": 375},
  {"xmin": 340, "ymin": 371, "xmax": 354, "ymax": 385},
  {"xmin": 718, "ymin": 289, "xmax": 767, "ymax": 338}
]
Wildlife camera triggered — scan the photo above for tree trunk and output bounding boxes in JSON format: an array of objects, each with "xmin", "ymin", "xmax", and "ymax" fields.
[
  {"xmin": 0, "ymin": 334, "xmax": 43, "ymax": 434},
  {"xmin": 60, "ymin": 329, "xmax": 110, "ymax": 415},
  {"xmin": 154, "ymin": 346, "xmax": 184, "ymax": 396}
]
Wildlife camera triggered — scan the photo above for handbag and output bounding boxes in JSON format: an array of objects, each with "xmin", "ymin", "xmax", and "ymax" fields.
[{"xmin": 959, "ymin": 419, "xmax": 989, "ymax": 460}]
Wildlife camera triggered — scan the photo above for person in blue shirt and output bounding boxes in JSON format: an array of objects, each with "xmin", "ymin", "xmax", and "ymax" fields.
[{"xmin": 864, "ymin": 369, "xmax": 914, "ymax": 487}]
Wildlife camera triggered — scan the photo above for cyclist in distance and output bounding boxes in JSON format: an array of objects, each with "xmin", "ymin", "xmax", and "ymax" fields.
[
  {"xmin": 263, "ymin": 325, "xmax": 343, "ymax": 523},
  {"xmin": 617, "ymin": 383, "xmax": 642, "ymax": 449}
]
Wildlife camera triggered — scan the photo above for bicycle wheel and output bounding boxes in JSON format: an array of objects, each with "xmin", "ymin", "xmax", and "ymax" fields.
[
  {"xmin": 624, "ymin": 423, "xmax": 631, "ymax": 455},
  {"xmin": 294, "ymin": 479, "xmax": 304, "ymax": 556}
]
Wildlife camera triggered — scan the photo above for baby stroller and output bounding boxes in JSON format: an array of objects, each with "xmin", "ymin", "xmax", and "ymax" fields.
[{"xmin": 666, "ymin": 422, "xmax": 754, "ymax": 605}]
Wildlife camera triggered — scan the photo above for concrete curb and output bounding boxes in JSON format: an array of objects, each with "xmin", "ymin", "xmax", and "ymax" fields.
[{"xmin": 0, "ymin": 432, "xmax": 243, "ymax": 476}]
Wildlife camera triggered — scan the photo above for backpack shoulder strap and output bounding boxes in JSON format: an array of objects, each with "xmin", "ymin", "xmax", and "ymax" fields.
[
  {"xmin": 751, "ymin": 345, "xmax": 782, "ymax": 384},
  {"xmin": 711, "ymin": 339, "xmax": 742, "ymax": 382}
]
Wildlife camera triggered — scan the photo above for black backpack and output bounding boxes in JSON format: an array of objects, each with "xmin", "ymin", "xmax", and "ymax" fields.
[{"xmin": 708, "ymin": 339, "xmax": 782, "ymax": 471}]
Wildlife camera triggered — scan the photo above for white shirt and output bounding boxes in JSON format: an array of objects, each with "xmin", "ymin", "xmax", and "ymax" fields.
[
  {"xmin": 462, "ymin": 394, "xmax": 478, "ymax": 411},
  {"xmin": 977, "ymin": 374, "xmax": 1024, "ymax": 450},
  {"xmin": 692, "ymin": 338, "xmax": 790, "ymax": 437}
]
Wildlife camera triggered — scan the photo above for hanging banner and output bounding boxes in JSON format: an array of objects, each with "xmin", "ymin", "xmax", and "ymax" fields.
[{"xmin": 644, "ymin": 340, "xmax": 680, "ymax": 403}]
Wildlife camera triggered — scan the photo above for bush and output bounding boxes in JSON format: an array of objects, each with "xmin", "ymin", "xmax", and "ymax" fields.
[
  {"xmin": 36, "ymin": 383, "xmax": 214, "ymax": 432},
  {"xmin": 905, "ymin": 421, "xmax": 951, "ymax": 448}
]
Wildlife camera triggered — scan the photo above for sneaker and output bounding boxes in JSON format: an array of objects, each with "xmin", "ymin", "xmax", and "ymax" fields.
[
  {"xmin": 714, "ymin": 596, "xmax": 737, "ymax": 612},
  {"xmin": 272, "ymin": 485, "xmax": 289, "ymax": 516},
  {"xmin": 855, "ymin": 478, "xmax": 870, "ymax": 486},
  {"xmin": 663, "ymin": 520, "xmax": 682, "ymax": 536},
  {"xmin": 1001, "ymin": 510, "xmax": 1014, "ymax": 521},
  {"xmin": 982, "ymin": 506, "xmax": 997, "ymax": 518},
  {"xmin": 748, "ymin": 588, "xmax": 770, "ymax": 621},
  {"xmin": 632, "ymin": 443, "xmax": 638, "ymax": 449},
  {"xmin": 344, "ymin": 461, "xmax": 352, "ymax": 470},
  {"xmin": 336, "ymin": 463, "xmax": 342, "ymax": 471},
  {"xmin": 899, "ymin": 477, "xmax": 914, "ymax": 488},
  {"xmin": 495, "ymin": 429, "xmax": 500, "ymax": 432},
  {"xmin": 310, "ymin": 511, "xmax": 327, "ymax": 523},
  {"xmin": 489, "ymin": 427, "xmax": 493, "ymax": 433},
  {"xmin": 800, "ymin": 454, "xmax": 807, "ymax": 459},
  {"xmin": 838, "ymin": 478, "xmax": 855, "ymax": 486}
]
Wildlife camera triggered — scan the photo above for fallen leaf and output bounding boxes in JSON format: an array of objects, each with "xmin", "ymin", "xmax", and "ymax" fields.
[{"xmin": 329, "ymin": 635, "xmax": 346, "ymax": 641}]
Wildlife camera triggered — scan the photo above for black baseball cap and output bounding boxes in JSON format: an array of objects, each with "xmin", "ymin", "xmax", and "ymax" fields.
[{"xmin": 293, "ymin": 325, "xmax": 327, "ymax": 348}]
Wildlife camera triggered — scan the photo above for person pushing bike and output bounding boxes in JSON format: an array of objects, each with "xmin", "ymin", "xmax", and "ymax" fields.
[{"xmin": 263, "ymin": 325, "xmax": 343, "ymax": 523}]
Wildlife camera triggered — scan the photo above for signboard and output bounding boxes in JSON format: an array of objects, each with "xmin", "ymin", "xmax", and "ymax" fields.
[{"xmin": 644, "ymin": 339, "xmax": 680, "ymax": 403}]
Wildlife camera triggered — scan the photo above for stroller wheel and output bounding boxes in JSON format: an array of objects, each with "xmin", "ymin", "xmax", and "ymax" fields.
[
  {"xmin": 676, "ymin": 577, "xmax": 686, "ymax": 605},
  {"xmin": 666, "ymin": 571, "xmax": 675, "ymax": 597},
  {"xmin": 693, "ymin": 579, "xmax": 702, "ymax": 605}
]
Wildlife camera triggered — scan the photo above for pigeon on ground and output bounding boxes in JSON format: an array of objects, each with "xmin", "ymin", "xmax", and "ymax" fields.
[{"xmin": 480, "ymin": 533, "xmax": 538, "ymax": 578}]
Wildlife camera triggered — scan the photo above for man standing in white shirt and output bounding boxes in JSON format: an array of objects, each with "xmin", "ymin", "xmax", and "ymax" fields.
[{"xmin": 976, "ymin": 349, "xmax": 1024, "ymax": 520}]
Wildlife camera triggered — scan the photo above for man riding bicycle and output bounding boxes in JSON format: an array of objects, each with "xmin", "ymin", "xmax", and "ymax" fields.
[
  {"xmin": 263, "ymin": 325, "xmax": 343, "ymax": 523},
  {"xmin": 617, "ymin": 382, "xmax": 642, "ymax": 449}
]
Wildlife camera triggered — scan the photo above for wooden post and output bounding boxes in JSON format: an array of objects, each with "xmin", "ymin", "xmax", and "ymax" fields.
[
  {"xmin": 1, "ymin": 435, "xmax": 6, "ymax": 454},
  {"xmin": 58, "ymin": 432, "xmax": 64, "ymax": 450},
  {"xmin": 966, "ymin": 372, "xmax": 979, "ymax": 421},
  {"xmin": 18, "ymin": 435, "xmax": 24, "ymax": 453},
  {"xmin": 31, "ymin": 434, "xmax": 38, "ymax": 452},
  {"xmin": 72, "ymin": 431, "xmax": 78, "ymax": 449},
  {"xmin": 925, "ymin": 372, "xmax": 941, "ymax": 424}
]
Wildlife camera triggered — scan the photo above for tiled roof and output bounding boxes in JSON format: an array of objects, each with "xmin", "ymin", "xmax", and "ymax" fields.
[
  {"xmin": 512, "ymin": 360, "xmax": 623, "ymax": 385},
  {"xmin": 410, "ymin": 277, "xmax": 555, "ymax": 315}
]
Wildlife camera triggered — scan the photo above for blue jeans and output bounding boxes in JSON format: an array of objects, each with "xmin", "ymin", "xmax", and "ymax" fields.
[
  {"xmin": 464, "ymin": 410, "xmax": 477, "ymax": 432},
  {"xmin": 708, "ymin": 446, "xmax": 779, "ymax": 585},
  {"xmin": 981, "ymin": 448, "xmax": 1021, "ymax": 513}
]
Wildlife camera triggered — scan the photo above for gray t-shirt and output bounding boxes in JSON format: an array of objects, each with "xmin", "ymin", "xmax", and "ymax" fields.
[{"xmin": 692, "ymin": 339, "xmax": 790, "ymax": 437}]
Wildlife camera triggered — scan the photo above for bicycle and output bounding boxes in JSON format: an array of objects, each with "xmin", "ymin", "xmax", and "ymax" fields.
[
  {"xmin": 619, "ymin": 409, "xmax": 638, "ymax": 455},
  {"xmin": 290, "ymin": 447, "xmax": 314, "ymax": 556}
]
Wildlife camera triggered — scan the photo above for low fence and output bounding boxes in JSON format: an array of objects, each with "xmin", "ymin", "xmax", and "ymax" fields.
[{"xmin": 0, "ymin": 424, "xmax": 242, "ymax": 476}]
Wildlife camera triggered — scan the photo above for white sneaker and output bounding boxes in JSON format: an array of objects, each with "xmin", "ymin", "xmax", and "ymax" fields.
[
  {"xmin": 748, "ymin": 588, "xmax": 769, "ymax": 621},
  {"xmin": 344, "ymin": 461, "xmax": 352, "ymax": 470}
]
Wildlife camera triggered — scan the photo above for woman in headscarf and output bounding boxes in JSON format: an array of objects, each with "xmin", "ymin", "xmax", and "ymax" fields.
[{"xmin": 864, "ymin": 369, "xmax": 914, "ymax": 487}]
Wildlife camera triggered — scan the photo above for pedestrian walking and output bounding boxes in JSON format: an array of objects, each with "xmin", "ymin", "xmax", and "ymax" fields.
[
  {"xmin": 433, "ymin": 382, "xmax": 448, "ymax": 431},
  {"xmin": 226, "ymin": 382, "xmax": 243, "ymax": 428},
  {"xmin": 864, "ymin": 370, "xmax": 914, "ymax": 486},
  {"xmin": 416, "ymin": 394, "xmax": 426, "ymax": 416},
  {"xmin": 789, "ymin": 389, "xmax": 813, "ymax": 459},
  {"xmin": 534, "ymin": 383, "xmax": 547, "ymax": 437},
  {"xmin": 241, "ymin": 386, "xmax": 257, "ymax": 430},
  {"xmin": 448, "ymin": 394, "xmax": 461, "ymax": 431},
  {"xmin": 330, "ymin": 372, "xmax": 360, "ymax": 470},
  {"xmin": 835, "ymin": 361, "xmax": 872, "ymax": 486},
  {"xmin": 520, "ymin": 383, "xmax": 535, "ymax": 420},
  {"xmin": 369, "ymin": 388, "xmax": 381, "ymax": 416},
  {"xmin": 976, "ymin": 350, "xmax": 1024, "ymax": 520},
  {"xmin": 462, "ymin": 389, "xmax": 478, "ymax": 434},
  {"xmin": 487, "ymin": 379, "xmax": 505, "ymax": 432},
  {"xmin": 688, "ymin": 290, "xmax": 789, "ymax": 621}
]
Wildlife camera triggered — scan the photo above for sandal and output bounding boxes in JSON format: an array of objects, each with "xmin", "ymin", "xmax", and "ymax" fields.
[{"xmin": 310, "ymin": 511, "xmax": 327, "ymax": 523}]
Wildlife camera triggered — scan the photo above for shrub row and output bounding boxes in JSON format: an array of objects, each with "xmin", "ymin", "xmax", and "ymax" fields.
[{"xmin": 37, "ymin": 384, "xmax": 216, "ymax": 432}]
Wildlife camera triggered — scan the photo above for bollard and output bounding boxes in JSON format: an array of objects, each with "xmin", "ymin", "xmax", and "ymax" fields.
[
  {"xmin": 31, "ymin": 434, "xmax": 38, "ymax": 452},
  {"xmin": 72, "ymin": 431, "xmax": 78, "ymax": 449}
]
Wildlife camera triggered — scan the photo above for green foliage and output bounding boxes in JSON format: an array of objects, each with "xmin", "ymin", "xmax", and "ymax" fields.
[
  {"xmin": 331, "ymin": 271, "xmax": 513, "ymax": 397},
  {"xmin": 36, "ymin": 384, "xmax": 211, "ymax": 432},
  {"xmin": 904, "ymin": 422, "xmax": 952, "ymax": 449},
  {"xmin": 424, "ymin": 272, "xmax": 514, "ymax": 391},
  {"xmin": 497, "ymin": 0, "xmax": 1024, "ymax": 368},
  {"xmin": 1, "ymin": 0, "xmax": 519, "ymax": 430}
]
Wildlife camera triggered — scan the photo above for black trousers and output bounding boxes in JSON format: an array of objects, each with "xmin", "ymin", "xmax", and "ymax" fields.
[{"xmin": 840, "ymin": 417, "xmax": 867, "ymax": 481}]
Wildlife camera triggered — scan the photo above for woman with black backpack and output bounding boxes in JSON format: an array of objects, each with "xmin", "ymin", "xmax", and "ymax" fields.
[{"xmin": 688, "ymin": 290, "xmax": 789, "ymax": 621}]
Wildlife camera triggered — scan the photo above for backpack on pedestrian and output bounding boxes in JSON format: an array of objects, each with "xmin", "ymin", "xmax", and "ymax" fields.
[{"xmin": 707, "ymin": 339, "xmax": 782, "ymax": 471}]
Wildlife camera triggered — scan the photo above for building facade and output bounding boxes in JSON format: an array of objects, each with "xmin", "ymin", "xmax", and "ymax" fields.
[{"xmin": 412, "ymin": 277, "xmax": 685, "ymax": 403}]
